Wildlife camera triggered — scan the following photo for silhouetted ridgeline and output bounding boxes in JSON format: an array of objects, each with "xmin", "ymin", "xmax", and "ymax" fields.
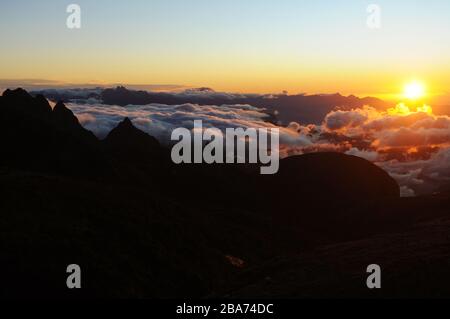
[
  {"xmin": 32, "ymin": 86, "xmax": 390, "ymax": 125},
  {"xmin": 1, "ymin": 88, "xmax": 450, "ymax": 298}
]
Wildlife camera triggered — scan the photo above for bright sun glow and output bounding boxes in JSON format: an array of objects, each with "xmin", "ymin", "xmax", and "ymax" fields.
[
  {"xmin": 387, "ymin": 103, "xmax": 433, "ymax": 116},
  {"xmin": 403, "ymin": 81, "xmax": 426, "ymax": 100}
]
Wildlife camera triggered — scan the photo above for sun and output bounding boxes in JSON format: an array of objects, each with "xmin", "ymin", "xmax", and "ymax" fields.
[{"xmin": 403, "ymin": 81, "xmax": 425, "ymax": 100}]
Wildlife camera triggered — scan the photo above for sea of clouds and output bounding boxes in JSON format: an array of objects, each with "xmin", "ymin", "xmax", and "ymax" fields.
[{"xmin": 65, "ymin": 101, "xmax": 450, "ymax": 197}]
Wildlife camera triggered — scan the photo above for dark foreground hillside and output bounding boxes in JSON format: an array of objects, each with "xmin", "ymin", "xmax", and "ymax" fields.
[
  {"xmin": 226, "ymin": 199, "xmax": 450, "ymax": 298},
  {"xmin": 1, "ymin": 88, "xmax": 450, "ymax": 298}
]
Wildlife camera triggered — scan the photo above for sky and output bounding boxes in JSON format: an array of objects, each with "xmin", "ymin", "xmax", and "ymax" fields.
[{"xmin": 1, "ymin": 0, "xmax": 450, "ymax": 97}]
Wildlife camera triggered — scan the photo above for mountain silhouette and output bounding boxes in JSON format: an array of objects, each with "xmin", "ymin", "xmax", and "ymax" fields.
[
  {"xmin": 272, "ymin": 152, "xmax": 400, "ymax": 200},
  {"xmin": 100, "ymin": 87, "xmax": 389, "ymax": 124},
  {"xmin": 52, "ymin": 101, "xmax": 97, "ymax": 142},
  {"xmin": 1, "ymin": 88, "xmax": 449, "ymax": 299},
  {"xmin": 0, "ymin": 89, "xmax": 106, "ymax": 176},
  {"xmin": 3, "ymin": 88, "xmax": 52, "ymax": 117},
  {"xmin": 103, "ymin": 117, "xmax": 170, "ymax": 185},
  {"xmin": 104, "ymin": 117, "xmax": 160, "ymax": 151}
]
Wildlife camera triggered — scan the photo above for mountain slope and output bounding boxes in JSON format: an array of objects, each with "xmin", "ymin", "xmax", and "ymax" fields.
[
  {"xmin": 1, "ymin": 88, "xmax": 449, "ymax": 299},
  {"xmin": 226, "ymin": 210, "xmax": 450, "ymax": 298}
]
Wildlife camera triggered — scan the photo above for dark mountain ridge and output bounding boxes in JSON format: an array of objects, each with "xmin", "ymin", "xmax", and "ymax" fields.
[{"xmin": 1, "ymin": 88, "xmax": 449, "ymax": 298}]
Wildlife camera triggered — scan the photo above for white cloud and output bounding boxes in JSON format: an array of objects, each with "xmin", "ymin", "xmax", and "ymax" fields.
[
  {"xmin": 66, "ymin": 100, "xmax": 450, "ymax": 196},
  {"xmin": 66, "ymin": 102, "xmax": 311, "ymax": 150}
]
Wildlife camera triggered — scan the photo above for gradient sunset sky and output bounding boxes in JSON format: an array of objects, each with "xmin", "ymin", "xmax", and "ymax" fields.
[{"xmin": 1, "ymin": 0, "xmax": 450, "ymax": 97}]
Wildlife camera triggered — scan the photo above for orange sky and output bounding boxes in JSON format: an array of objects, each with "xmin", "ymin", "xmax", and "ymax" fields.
[{"xmin": 1, "ymin": 1, "xmax": 450, "ymax": 100}]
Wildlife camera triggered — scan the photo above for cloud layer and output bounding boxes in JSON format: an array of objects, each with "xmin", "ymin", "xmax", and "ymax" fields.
[
  {"xmin": 303, "ymin": 104, "xmax": 450, "ymax": 196},
  {"xmin": 67, "ymin": 102, "xmax": 311, "ymax": 146},
  {"xmin": 66, "ymin": 101, "xmax": 450, "ymax": 197}
]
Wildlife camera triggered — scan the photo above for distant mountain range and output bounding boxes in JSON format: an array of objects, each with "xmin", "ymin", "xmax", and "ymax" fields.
[
  {"xmin": 31, "ymin": 86, "xmax": 390, "ymax": 125},
  {"xmin": 1, "ymin": 88, "xmax": 449, "ymax": 298}
]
